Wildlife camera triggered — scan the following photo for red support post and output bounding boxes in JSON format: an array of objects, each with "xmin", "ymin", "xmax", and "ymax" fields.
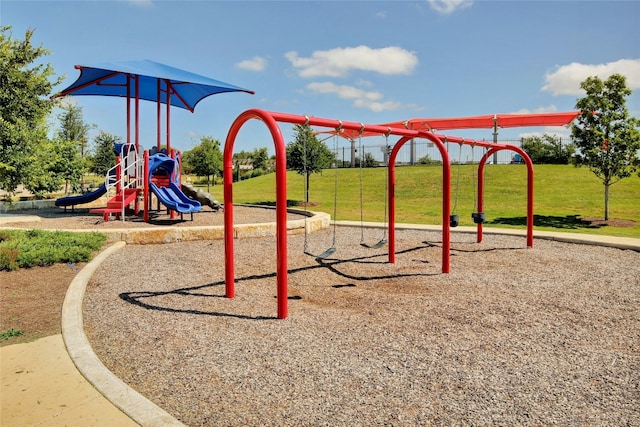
[
  {"xmin": 143, "ymin": 150, "xmax": 149, "ymax": 223},
  {"xmin": 115, "ymin": 156, "xmax": 122, "ymax": 195},
  {"xmin": 134, "ymin": 75, "xmax": 139, "ymax": 152},
  {"xmin": 156, "ymin": 79, "xmax": 161, "ymax": 151},
  {"xmin": 169, "ymin": 149, "xmax": 176, "ymax": 220},
  {"xmin": 126, "ymin": 76, "xmax": 131, "ymax": 145},
  {"xmin": 166, "ymin": 79, "xmax": 171, "ymax": 153}
]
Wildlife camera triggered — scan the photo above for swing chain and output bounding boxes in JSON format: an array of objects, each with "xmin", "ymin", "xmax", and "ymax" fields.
[
  {"xmin": 452, "ymin": 140, "xmax": 463, "ymax": 214},
  {"xmin": 328, "ymin": 128, "xmax": 340, "ymax": 252},
  {"xmin": 360, "ymin": 129, "xmax": 389, "ymax": 247},
  {"xmin": 302, "ymin": 116, "xmax": 310, "ymax": 253}
]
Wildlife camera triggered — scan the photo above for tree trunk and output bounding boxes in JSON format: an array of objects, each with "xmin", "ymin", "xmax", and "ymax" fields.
[
  {"xmin": 604, "ymin": 183, "xmax": 610, "ymax": 221},
  {"xmin": 207, "ymin": 175, "xmax": 211, "ymax": 193},
  {"xmin": 305, "ymin": 173, "xmax": 310, "ymax": 204}
]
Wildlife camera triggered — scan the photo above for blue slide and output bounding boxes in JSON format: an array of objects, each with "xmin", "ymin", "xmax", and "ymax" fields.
[
  {"xmin": 57, "ymin": 147, "xmax": 121, "ymax": 209},
  {"xmin": 149, "ymin": 182, "xmax": 201, "ymax": 213},
  {"xmin": 55, "ymin": 180, "xmax": 110, "ymax": 208},
  {"xmin": 148, "ymin": 153, "xmax": 201, "ymax": 214}
]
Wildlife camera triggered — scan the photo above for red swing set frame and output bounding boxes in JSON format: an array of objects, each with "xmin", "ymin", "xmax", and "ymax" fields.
[{"xmin": 223, "ymin": 109, "xmax": 577, "ymax": 319}]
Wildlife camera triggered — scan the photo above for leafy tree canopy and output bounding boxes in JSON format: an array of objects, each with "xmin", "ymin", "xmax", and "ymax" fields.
[
  {"xmin": 286, "ymin": 124, "xmax": 335, "ymax": 202},
  {"xmin": 287, "ymin": 124, "xmax": 334, "ymax": 174},
  {"xmin": 251, "ymin": 147, "xmax": 270, "ymax": 171},
  {"xmin": 56, "ymin": 103, "xmax": 93, "ymax": 157},
  {"xmin": 231, "ymin": 147, "xmax": 272, "ymax": 172},
  {"xmin": 571, "ymin": 73, "xmax": 640, "ymax": 220},
  {"xmin": 521, "ymin": 134, "xmax": 575, "ymax": 164},
  {"xmin": 0, "ymin": 26, "xmax": 63, "ymax": 195},
  {"xmin": 90, "ymin": 131, "xmax": 120, "ymax": 177},
  {"xmin": 183, "ymin": 136, "xmax": 223, "ymax": 190}
]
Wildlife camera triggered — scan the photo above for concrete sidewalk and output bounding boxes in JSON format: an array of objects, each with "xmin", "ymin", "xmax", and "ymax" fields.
[{"xmin": 1, "ymin": 335, "xmax": 139, "ymax": 426}]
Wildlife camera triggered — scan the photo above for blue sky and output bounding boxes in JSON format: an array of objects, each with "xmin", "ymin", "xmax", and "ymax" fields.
[{"xmin": 2, "ymin": 0, "xmax": 639, "ymax": 156}]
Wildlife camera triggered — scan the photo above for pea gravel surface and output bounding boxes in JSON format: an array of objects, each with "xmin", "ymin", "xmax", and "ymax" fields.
[{"xmin": 84, "ymin": 227, "xmax": 640, "ymax": 427}]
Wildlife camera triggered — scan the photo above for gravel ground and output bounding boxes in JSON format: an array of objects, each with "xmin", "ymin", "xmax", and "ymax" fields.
[{"xmin": 83, "ymin": 226, "xmax": 640, "ymax": 426}]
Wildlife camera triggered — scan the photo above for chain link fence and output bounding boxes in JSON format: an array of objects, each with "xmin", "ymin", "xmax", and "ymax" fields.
[
  {"xmin": 334, "ymin": 138, "xmax": 521, "ymax": 166},
  {"xmin": 332, "ymin": 137, "xmax": 573, "ymax": 167}
]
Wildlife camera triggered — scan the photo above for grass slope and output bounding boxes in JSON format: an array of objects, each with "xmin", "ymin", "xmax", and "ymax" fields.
[{"xmin": 206, "ymin": 165, "xmax": 640, "ymax": 238}]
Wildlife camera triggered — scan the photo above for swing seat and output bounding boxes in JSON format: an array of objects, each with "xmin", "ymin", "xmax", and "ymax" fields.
[
  {"xmin": 472, "ymin": 212, "xmax": 486, "ymax": 224},
  {"xmin": 315, "ymin": 247, "xmax": 336, "ymax": 259},
  {"xmin": 361, "ymin": 239, "xmax": 386, "ymax": 249},
  {"xmin": 449, "ymin": 214, "xmax": 459, "ymax": 227}
]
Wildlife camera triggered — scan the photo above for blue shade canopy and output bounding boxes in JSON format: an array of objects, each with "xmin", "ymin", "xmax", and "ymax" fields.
[{"xmin": 57, "ymin": 59, "xmax": 254, "ymax": 112}]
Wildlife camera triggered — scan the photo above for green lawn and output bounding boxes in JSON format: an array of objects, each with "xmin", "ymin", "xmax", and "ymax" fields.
[{"xmin": 205, "ymin": 164, "xmax": 640, "ymax": 238}]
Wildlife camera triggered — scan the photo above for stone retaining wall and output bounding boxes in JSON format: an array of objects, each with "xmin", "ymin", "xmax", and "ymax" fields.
[{"xmin": 0, "ymin": 200, "xmax": 57, "ymax": 213}]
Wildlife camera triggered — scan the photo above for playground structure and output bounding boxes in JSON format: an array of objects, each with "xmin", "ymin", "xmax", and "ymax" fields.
[
  {"xmin": 54, "ymin": 60, "xmax": 254, "ymax": 221},
  {"xmin": 55, "ymin": 142, "xmax": 202, "ymax": 222},
  {"xmin": 222, "ymin": 109, "xmax": 576, "ymax": 319}
]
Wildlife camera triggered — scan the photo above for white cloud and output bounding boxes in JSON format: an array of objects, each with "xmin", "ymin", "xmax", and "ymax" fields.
[
  {"xmin": 285, "ymin": 46, "xmax": 418, "ymax": 78},
  {"xmin": 354, "ymin": 99, "xmax": 403, "ymax": 113},
  {"xmin": 306, "ymin": 81, "xmax": 402, "ymax": 112},
  {"xmin": 356, "ymin": 79, "xmax": 374, "ymax": 88},
  {"xmin": 511, "ymin": 105, "xmax": 559, "ymax": 114},
  {"xmin": 543, "ymin": 58, "xmax": 640, "ymax": 95},
  {"xmin": 427, "ymin": 0, "xmax": 473, "ymax": 15},
  {"xmin": 236, "ymin": 56, "xmax": 267, "ymax": 72},
  {"xmin": 306, "ymin": 82, "xmax": 382, "ymax": 101}
]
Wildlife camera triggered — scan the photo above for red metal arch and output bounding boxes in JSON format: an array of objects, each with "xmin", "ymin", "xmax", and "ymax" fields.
[
  {"xmin": 223, "ymin": 109, "xmax": 289, "ymax": 318},
  {"xmin": 477, "ymin": 146, "xmax": 534, "ymax": 247},
  {"xmin": 387, "ymin": 134, "xmax": 452, "ymax": 272}
]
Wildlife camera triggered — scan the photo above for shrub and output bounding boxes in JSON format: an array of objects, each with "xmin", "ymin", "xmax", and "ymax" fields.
[
  {"xmin": 418, "ymin": 154, "xmax": 443, "ymax": 166},
  {"xmin": 521, "ymin": 135, "xmax": 575, "ymax": 164},
  {"xmin": 0, "ymin": 229, "xmax": 107, "ymax": 270},
  {"xmin": 0, "ymin": 247, "xmax": 20, "ymax": 271}
]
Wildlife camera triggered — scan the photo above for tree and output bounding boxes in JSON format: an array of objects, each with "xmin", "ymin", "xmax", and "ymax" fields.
[
  {"xmin": 571, "ymin": 74, "xmax": 640, "ymax": 220},
  {"xmin": 56, "ymin": 104, "xmax": 93, "ymax": 157},
  {"xmin": 232, "ymin": 150, "xmax": 253, "ymax": 161},
  {"xmin": 230, "ymin": 147, "xmax": 272, "ymax": 176},
  {"xmin": 21, "ymin": 139, "xmax": 65, "ymax": 198},
  {"xmin": 56, "ymin": 104, "xmax": 94, "ymax": 191},
  {"xmin": 251, "ymin": 147, "xmax": 270, "ymax": 171},
  {"xmin": 521, "ymin": 134, "xmax": 575, "ymax": 164},
  {"xmin": 286, "ymin": 124, "xmax": 335, "ymax": 203},
  {"xmin": 182, "ymin": 136, "xmax": 222, "ymax": 192},
  {"xmin": 90, "ymin": 131, "xmax": 119, "ymax": 177},
  {"xmin": 0, "ymin": 26, "xmax": 62, "ymax": 196},
  {"xmin": 54, "ymin": 138, "xmax": 84, "ymax": 195},
  {"xmin": 20, "ymin": 138, "xmax": 82, "ymax": 198},
  {"xmin": 355, "ymin": 152, "xmax": 379, "ymax": 168}
]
